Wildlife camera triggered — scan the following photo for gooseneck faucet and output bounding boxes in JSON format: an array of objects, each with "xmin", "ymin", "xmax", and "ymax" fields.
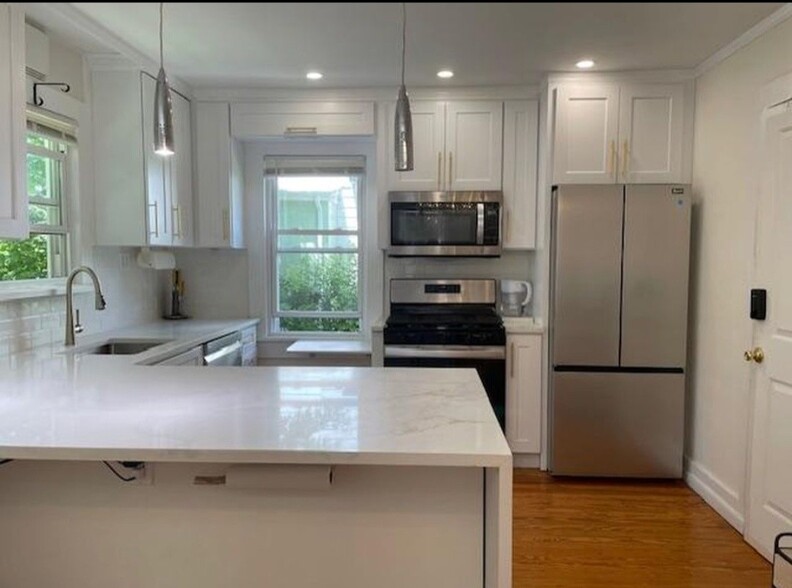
[{"xmin": 65, "ymin": 266, "xmax": 107, "ymax": 346}]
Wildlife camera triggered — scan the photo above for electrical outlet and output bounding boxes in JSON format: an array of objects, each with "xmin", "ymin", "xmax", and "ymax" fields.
[{"xmin": 119, "ymin": 252, "xmax": 133, "ymax": 270}]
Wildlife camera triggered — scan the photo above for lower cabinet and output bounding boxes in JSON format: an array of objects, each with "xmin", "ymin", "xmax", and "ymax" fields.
[
  {"xmin": 505, "ymin": 333, "xmax": 542, "ymax": 454},
  {"xmin": 241, "ymin": 326, "xmax": 258, "ymax": 366},
  {"xmin": 156, "ymin": 346, "xmax": 203, "ymax": 366}
]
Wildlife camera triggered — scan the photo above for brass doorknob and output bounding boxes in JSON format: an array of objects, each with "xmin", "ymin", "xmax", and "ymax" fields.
[{"xmin": 744, "ymin": 347, "xmax": 765, "ymax": 363}]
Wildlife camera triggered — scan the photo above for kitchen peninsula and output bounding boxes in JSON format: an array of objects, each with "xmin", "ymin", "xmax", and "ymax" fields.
[{"xmin": 0, "ymin": 327, "xmax": 511, "ymax": 588}]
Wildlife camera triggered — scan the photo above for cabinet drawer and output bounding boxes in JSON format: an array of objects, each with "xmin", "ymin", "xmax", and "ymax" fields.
[
  {"xmin": 242, "ymin": 342, "xmax": 258, "ymax": 367},
  {"xmin": 231, "ymin": 102, "xmax": 374, "ymax": 138}
]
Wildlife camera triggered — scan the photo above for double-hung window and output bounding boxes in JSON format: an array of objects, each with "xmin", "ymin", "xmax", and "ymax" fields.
[
  {"xmin": 265, "ymin": 156, "xmax": 364, "ymax": 335},
  {"xmin": 0, "ymin": 115, "xmax": 74, "ymax": 282}
]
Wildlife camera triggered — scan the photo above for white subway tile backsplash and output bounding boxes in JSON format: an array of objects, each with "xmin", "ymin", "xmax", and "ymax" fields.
[{"xmin": 0, "ymin": 247, "xmax": 162, "ymax": 358}]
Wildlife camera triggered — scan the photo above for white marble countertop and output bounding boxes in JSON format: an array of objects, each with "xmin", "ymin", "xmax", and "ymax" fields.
[
  {"xmin": 502, "ymin": 316, "xmax": 545, "ymax": 334},
  {"xmin": 0, "ymin": 320, "xmax": 510, "ymax": 468}
]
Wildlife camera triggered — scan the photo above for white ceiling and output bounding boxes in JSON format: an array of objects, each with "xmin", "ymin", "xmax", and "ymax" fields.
[{"xmin": 44, "ymin": 3, "xmax": 786, "ymax": 88}]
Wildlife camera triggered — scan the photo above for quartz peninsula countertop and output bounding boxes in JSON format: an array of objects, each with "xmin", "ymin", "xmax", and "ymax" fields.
[{"xmin": 0, "ymin": 320, "xmax": 511, "ymax": 468}]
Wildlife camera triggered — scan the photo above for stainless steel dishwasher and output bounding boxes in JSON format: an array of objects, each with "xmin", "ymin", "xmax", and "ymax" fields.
[{"xmin": 203, "ymin": 332, "xmax": 243, "ymax": 366}]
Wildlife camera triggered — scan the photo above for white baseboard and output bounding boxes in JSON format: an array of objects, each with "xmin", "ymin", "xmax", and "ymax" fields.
[
  {"xmin": 684, "ymin": 457, "xmax": 745, "ymax": 532},
  {"xmin": 513, "ymin": 454, "xmax": 540, "ymax": 469}
]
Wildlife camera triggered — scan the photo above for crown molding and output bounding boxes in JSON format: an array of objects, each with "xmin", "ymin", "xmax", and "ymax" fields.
[
  {"xmin": 545, "ymin": 69, "xmax": 696, "ymax": 85},
  {"xmin": 694, "ymin": 3, "xmax": 792, "ymax": 78},
  {"xmin": 192, "ymin": 85, "xmax": 540, "ymax": 103}
]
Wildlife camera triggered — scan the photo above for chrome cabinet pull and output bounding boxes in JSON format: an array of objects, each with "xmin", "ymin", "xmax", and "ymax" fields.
[
  {"xmin": 510, "ymin": 342, "xmax": 515, "ymax": 378},
  {"xmin": 622, "ymin": 140, "xmax": 630, "ymax": 179},
  {"xmin": 437, "ymin": 151, "xmax": 442, "ymax": 190},
  {"xmin": 448, "ymin": 152, "xmax": 453, "ymax": 189},
  {"xmin": 172, "ymin": 205, "xmax": 181, "ymax": 238},
  {"xmin": 148, "ymin": 201, "xmax": 159, "ymax": 237},
  {"xmin": 222, "ymin": 208, "xmax": 230, "ymax": 242},
  {"xmin": 285, "ymin": 126, "xmax": 318, "ymax": 136}
]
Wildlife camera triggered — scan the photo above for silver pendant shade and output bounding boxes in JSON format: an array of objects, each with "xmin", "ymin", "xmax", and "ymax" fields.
[
  {"xmin": 153, "ymin": 3, "xmax": 175, "ymax": 156},
  {"xmin": 394, "ymin": 3, "xmax": 413, "ymax": 172}
]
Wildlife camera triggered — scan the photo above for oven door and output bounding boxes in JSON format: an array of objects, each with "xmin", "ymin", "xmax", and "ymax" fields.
[{"xmin": 384, "ymin": 345, "xmax": 506, "ymax": 430}]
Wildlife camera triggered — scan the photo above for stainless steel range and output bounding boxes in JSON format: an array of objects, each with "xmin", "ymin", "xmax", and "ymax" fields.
[{"xmin": 383, "ymin": 279, "xmax": 506, "ymax": 429}]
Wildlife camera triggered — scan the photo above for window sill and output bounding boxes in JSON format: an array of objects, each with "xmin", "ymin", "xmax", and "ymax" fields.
[
  {"xmin": 286, "ymin": 339, "xmax": 372, "ymax": 356},
  {"xmin": 0, "ymin": 281, "xmax": 94, "ymax": 303}
]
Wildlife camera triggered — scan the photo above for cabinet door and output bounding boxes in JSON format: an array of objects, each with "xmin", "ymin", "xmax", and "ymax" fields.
[
  {"xmin": 506, "ymin": 334, "xmax": 542, "ymax": 454},
  {"xmin": 141, "ymin": 72, "xmax": 170, "ymax": 246},
  {"xmin": 387, "ymin": 101, "xmax": 445, "ymax": 191},
  {"xmin": 502, "ymin": 100, "xmax": 538, "ymax": 249},
  {"xmin": 553, "ymin": 84, "xmax": 619, "ymax": 184},
  {"xmin": 169, "ymin": 91, "xmax": 194, "ymax": 246},
  {"xmin": 445, "ymin": 101, "xmax": 503, "ymax": 191},
  {"xmin": 0, "ymin": 5, "xmax": 27, "ymax": 239},
  {"xmin": 195, "ymin": 102, "xmax": 232, "ymax": 247},
  {"xmin": 618, "ymin": 83, "xmax": 684, "ymax": 183},
  {"xmin": 157, "ymin": 346, "xmax": 203, "ymax": 366}
]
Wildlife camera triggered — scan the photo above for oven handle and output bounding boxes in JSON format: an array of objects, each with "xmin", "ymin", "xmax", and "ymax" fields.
[
  {"xmin": 384, "ymin": 345, "xmax": 505, "ymax": 360},
  {"xmin": 476, "ymin": 202, "xmax": 485, "ymax": 245}
]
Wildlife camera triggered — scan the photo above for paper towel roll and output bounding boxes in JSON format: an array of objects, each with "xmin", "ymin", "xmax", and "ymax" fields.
[
  {"xmin": 136, "ymin": 248, "xmax": 176, "ymax": 270},
  {"xmin": 224, "ymin": 464, "xmax": 334, "ymax": 491}
]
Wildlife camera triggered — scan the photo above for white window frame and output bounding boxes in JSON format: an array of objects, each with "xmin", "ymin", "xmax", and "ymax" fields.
[{"xmin": 265, "ymin": 158, "xmax": 365, "ymax": 336}]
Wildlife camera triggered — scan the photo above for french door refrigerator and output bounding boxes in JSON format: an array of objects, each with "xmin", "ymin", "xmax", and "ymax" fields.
[{"xmin": 549, "ymin": 184, "xmax": 691, "ymax": 477}]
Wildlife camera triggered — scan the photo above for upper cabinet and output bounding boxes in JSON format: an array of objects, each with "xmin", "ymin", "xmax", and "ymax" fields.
[
  {"xmin": 502, "ymin": 100, "xmax": 538, "ymax": 249},
  {"xmin": 387, "ymin": 100, "xmax": 503, "ymax": 191},
  {"xmin": 552, "ymin": 82, "xmax": 688, "ymax": 184},
  {"xmin": 93, "ymin": 70, "xmax": 194, "ymax": 247},
  {"xmin": 0, "ymin": 4, "xmax": 27, "ymax": 239},
  {"xmin": 194, "ymin": 102, "xmax": 244, "ymax": 248},
  {"xmin": 230, "ymin": 101, "xmax": 374, "ymax": 138}
]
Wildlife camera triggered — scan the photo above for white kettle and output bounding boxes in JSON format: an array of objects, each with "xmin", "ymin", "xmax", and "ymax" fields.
[{"xmin": 499, "ymin": 280, "xmax": 532, "ymax": 317}]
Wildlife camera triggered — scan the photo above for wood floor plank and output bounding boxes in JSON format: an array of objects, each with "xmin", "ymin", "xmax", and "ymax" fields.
[{"xmin": 512, "ymin": 469, "xmax": 770, "ymax": 587}]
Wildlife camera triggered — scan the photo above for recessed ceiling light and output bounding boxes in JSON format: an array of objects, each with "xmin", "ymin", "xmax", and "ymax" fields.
[
  {"xmin": 575, "ymin": 59, "xmax": 595, "ymax": 69},
  {"xmin": 306, "ymin": 71, "xmax": 323, "ymax": 80},
  {"xmin": 437, "ymin": 70, "xmax": 454, "ymax": 79}
]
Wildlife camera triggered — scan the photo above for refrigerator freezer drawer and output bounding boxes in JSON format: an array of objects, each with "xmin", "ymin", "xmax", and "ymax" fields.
[{"xmin": 551, "ymin": 371, "xmax": 684, "ymax": 477}]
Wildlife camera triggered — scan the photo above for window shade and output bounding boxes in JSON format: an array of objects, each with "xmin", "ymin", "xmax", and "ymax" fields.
[
  {"xmin": 26, "ymin": 107, "xmax": 78, "ymax": 145},
  {"xmin": 265, "ymin": 156, "xmax": 365, "ymax": 176}
]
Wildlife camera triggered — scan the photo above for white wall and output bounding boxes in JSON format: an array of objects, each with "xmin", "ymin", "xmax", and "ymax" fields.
[
  {"xmin": 687, "ymin": 15, "xmax": 792, "ymax": 530},
  {"xmin": 169, "ymin": 249, "xmax": 249, "ymax": 319}
]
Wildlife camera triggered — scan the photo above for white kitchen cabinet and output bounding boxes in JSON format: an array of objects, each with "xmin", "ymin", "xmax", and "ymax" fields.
[
  {"xmin": 553, "ymin": 82, "xmax": 688, "ymax": 184},
  {"xmin": 94, "ymin": 70, "xmax": 194, "ymax": 247},
  {"xmin": 387, "ymin": 100, "xmax": 503, "ymax": 191},
  {"xmin": 0, "ymin": 4, "xmax": 27, "ymax": 239},
  {"xmin": 553, "ymin": 83, "xmax": 620, "ymax": 184},
  {"xmin": 241, "ymin": 325, "xmax": 257, "ymax": 366},
  {"xmin": 195, "ymin": 102, "xmax": 244, "ymax": 248},
  {"xmin": 502, "ymin": 100, "xmax": 538, "ymax": 249},
  {"xmin": 230, "ymin": 101, "xmax": 374, "ymax": 138},
  {"xmin": 618, "ymin": 83, "xmax": 684, "ymax": 183},
  {"xmin": 156, "ymin": 346, "xmax": 203, "ymax": 366},
  {"xmin": 505, "ymin": 333, "xmax": 542, "ymax": 454}
]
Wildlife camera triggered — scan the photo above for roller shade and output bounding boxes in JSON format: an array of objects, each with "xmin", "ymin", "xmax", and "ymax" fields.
[
  {"xmin": 265, "ymin": 156, "xmax": 365, "ymax": 176},
  {"xmin": 26, "ymin": 106, "xmax": 78, "ymax": 145}
]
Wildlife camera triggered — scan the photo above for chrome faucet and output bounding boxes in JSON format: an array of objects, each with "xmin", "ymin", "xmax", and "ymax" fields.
[{"xmin": 65, "ymin": 266, "xmax": 107, "ymax": 346}]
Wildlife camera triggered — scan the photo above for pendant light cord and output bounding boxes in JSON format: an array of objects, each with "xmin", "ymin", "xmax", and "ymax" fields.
[
  {"xmin": 159, "ymin": 2, "xmax": 164, "ymax": 68},
  {"xmin": 400, "ymin": 2, "xmax": 406, "ymax": 86}
]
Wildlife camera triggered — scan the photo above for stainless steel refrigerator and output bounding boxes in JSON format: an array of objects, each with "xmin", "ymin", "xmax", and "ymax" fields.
[{"xmin": 549, "ymin": 184, "xmax": 691, "ymax": 477}]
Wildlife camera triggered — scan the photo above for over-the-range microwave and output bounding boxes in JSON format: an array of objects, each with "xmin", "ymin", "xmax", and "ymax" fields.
[{"xmin": 387, "ymin": 191, "xmax": 502, "ymax": 257}]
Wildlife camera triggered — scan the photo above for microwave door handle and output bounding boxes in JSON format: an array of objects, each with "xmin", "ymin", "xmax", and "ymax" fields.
[{"xmin": 476, "ymin": 203, "xmax": 485, "ymax": 245}]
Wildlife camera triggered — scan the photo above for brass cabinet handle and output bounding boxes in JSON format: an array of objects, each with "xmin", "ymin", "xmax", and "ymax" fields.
[
  {"xmin": 744, "ymin": 347, "xmax": 765, "ymax": 363},
  {"xmin": 148, "ymin": 201, "xmax": 159, "ymax": 237},
  {"xmin": 510, "ymin": 342, "xmax": 515, "ymax": 378},
  {"xmin": 608, "ymin": 140, "xmax": 617, "ymax": 179},
  {"xmin": 222, "ymin": 208, "xmax": 230, "ymax": 242},
  {"xmin": 504, "ymin": 208, "xmax": 510, "ymax": 243},
  {"xmin": 622, "ymin": 140, "xmax": 630, "ymax": 179},
  {"xmin": 448, "ymin": 152, "xmax": 453, "ymax": 190},
  {"xmin": 172, "ymin": 205, "xmax": 181, "ymax": 238},
  {"xmin": 437, "ymin": 151, "xmax": 442, "ymax": 190}
]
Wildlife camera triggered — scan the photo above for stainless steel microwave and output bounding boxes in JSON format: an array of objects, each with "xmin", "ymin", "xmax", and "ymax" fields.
[{"xmin": 388, "ymin": 191, "xmax": 502, "ymax": 257}]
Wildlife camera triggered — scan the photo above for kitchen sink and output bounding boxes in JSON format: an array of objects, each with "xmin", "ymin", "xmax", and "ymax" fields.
[{"xmin": 80, "ymin": 339, "xmax": 172, "ymax": 355}]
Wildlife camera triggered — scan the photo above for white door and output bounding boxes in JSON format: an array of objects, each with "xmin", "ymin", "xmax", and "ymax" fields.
[
  {"xmin": 553, "ymin": 84, "xmax": 619, "ymax": 184},
  {"xmin": 170, "ymin": 91, "xmax": 193, "ymax": 247},
  {"xmin": 140, "ymin": 72, "xmax": 170, "ymax": 246},
  {"xmin": 745, "ymin": 106, "xmax": 792, "ymax": 558},
  {"xmin": 445, "ymin": 101, "xmax": 503, "ymax": 191},
  {"xmin": 502, "ymin": 100, "xmax": 538, "ymax": 250},
  {"xmin": 387, "ymin": 101, "xmax": 445, "ymax": 191},
  {"xmin": 505, "ymin": 334, "xmax": 542, "ymax": 453},
  {"xmin": 0, "ymin": 4, "xmax": 27, "ymax": 239},
  {"xmin": 619, "ymin": 83, "xmax": 684, "ymax": 183}
]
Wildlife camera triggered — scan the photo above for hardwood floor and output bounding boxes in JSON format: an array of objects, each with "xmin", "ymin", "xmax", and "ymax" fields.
[{"xmin": 512, "ymin": 469, "xmax": 770, "ymax": 587}]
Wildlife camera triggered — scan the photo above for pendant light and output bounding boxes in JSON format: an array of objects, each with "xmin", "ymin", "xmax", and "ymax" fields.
[
  {"xmin": 394, "ymin": 2, "xmax": 413, "ymax": 172},
  {"xmin": 153, "ymin": 2, "xmax": 175, "ymax": 156}
]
